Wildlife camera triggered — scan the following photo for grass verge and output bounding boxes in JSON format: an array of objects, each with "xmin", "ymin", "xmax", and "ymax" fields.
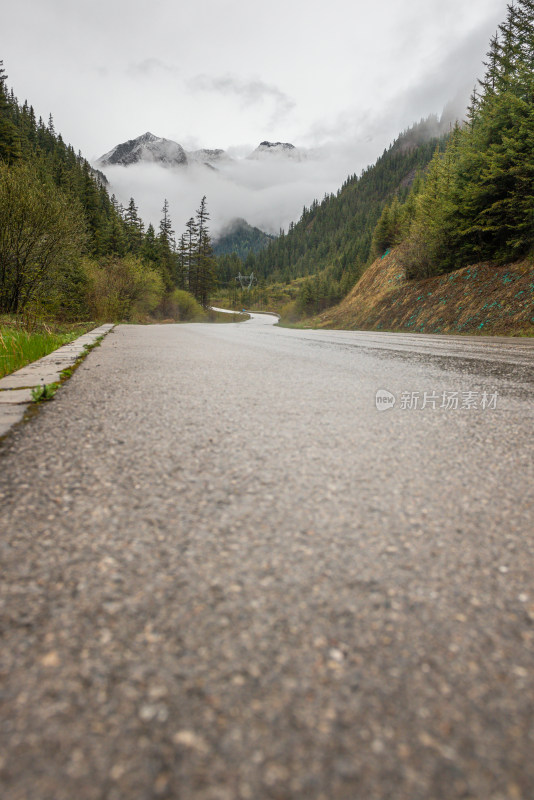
[
  {"xmin": 207, "ymin": 310, "xmax": 250, "ymax": 323},
  {"xmin": 0, "ymin": 318, "xmax": 93, "ymax": 379}
]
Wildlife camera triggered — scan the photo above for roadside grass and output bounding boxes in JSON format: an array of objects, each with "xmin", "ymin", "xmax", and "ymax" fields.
[
  {"xmin": 31, "ymin": 383, "xmax": 60, "ymax": 402},
  {"xmin": 207, "ymin": 310, "xmax": 250, "ymax": 323},
  {"xmin": 276, "ymin": 320, "xmax": 316, "ymax": 329},
  {"xmin": 0, "ymin": 317, "xmax": 94, "ymax": 379}
]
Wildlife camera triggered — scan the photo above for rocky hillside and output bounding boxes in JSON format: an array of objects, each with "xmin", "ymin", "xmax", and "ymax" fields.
[{"xmin": 314, "ymin": 251, "xmax": 534, "ymax": 336}]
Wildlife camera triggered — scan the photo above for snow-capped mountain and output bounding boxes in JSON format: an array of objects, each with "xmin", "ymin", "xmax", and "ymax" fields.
[
  {"xmin": 97, "ymin": 134, "xmax": 306, "ymax": 170},
  {"xmin": 249, "ymin": 141, "xmax": 304, "ymax": 160},
  {"xmin": 97, "ymin": 132, "xmax": 188, "ymax": 167},
  {"xmin": 97, "ymin": 133, "xmax": 232, "ymax": 169},
  {"xmin": 187, "ymin": 148, "xmax": 229, "ymax": 165}
]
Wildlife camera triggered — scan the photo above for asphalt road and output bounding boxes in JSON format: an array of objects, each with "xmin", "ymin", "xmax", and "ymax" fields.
[{"xmin": 1, "ymin": 316, "xmax": 533, "ymax": 800}]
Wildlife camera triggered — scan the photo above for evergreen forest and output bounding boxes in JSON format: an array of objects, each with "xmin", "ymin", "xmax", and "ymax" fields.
[
  {"xmin": 0, "ymin": 63, "xmax": 216, "ymax": 322},
  {"xmin": 1, "ymin": 0, "xmax": 533, "ymax": 328}
]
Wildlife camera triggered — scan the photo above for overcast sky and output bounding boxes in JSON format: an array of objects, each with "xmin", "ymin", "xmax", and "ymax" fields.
[{"xmin": 1, "ymin": 0, "xmax": 508, "ymax": 233}]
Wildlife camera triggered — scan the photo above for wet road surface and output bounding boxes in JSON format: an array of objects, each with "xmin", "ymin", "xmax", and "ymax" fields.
[{"xmin": 1, "ymin": 316, "xmax": 533, "ymax": 800}]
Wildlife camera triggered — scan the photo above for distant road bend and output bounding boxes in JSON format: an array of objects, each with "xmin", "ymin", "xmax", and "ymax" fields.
[
  {"xmin": 0, "ymin": 313, "xmax": 533, "ymax": 800},
  {"xmin": 220, "ymin": 306, "xmax": 534, "ymax": 369}
]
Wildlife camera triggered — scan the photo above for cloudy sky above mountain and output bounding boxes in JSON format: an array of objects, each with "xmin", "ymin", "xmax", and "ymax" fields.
[{"xmin": 2, "ymin": 0, "xmax": 507, "ymax": 233}]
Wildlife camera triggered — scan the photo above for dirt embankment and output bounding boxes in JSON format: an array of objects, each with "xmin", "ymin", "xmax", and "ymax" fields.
[{"xmin": 315, "ymin": 251, "xmax": 534, "ymax": 336}]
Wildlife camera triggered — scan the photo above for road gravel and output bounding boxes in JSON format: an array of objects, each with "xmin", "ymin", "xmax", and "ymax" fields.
[{"xmin": 1, "ymin": 316, "xmax": 533, "ymax": 800}]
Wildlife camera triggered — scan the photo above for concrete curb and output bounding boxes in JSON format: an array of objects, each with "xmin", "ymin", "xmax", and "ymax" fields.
[{"xmin": 0, "ymin": 323, "xmax": 114, "ymax": 438}]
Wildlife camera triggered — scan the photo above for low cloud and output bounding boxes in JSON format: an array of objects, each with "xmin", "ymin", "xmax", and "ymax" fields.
[
  {"xmin": 102, "ymin": 141, "xmax": 393, "ymax": 242},
  {"xmin": 300, "ymin": 10, "xmax": 502, "ymax": 154},
  {"xmin": 101, "ymin": 28, "xmax": 492, "ymax": 247},
  {"xmin": 129, "ymin": 58, "xmax": 180, "ymax": 76},
  {"xmin": 188, "ymin": 74, "xmax": 296, "ymax": 124}
]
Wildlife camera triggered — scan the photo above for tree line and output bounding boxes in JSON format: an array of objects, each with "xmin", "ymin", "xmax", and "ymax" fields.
[
  {"xmin": 218, "ymin": 2, "xmax": 534, "ymax": 317},
  {"xmin": 237, "ymin": 118, "xmax": 450, "ymax": 289},
  {"xmin": 374, "ymin": 0, "xmax": 534, "ymax": 278},
  {"xmin": 222, "ymin": 121, "xmax": 448, "ymax": 319},
  {"xmin": 0, "ymin": 61, "xmax": 216, "ymax": 320},
  {"xmin": 5, "ymin": 0, "xmax": 531, "ymax": 327},
  {"xmin": 232, "ymin": 0, "xmax": 534, "ymax": 319}
]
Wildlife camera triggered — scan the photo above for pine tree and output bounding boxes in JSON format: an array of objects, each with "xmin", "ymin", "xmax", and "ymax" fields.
[
  {"xmin": 185, "ymin": 217, "xmax": 199, "ymax": 297},
  {"xmin": 105, "ymin": 213, "xmax": 127, "ymax": 257},
  {"xmin": 194, "ymin": 196, "xmax": 217, "ymax": 307},
  {"xmin": 479, "ymin": 34, "xmax": 501, "ymax": 98},
  {"xmin": 159, "ymin": 198, "xmax": 175, "ymax": 251},
  {"xmin": 176, "ymin": 234, "xmax": 188, "ymax": 289},
  {"xmin": 371, "ymin": 204, "xmax": 392, "ymax": 257},
  {"xmin": 455, "ymin": 86, "xmax": 534, "ymax": 262},
  {"xmin": 402, "ymin": 131, "xmax": 461, "ymax": 277},
  {"xmin": 124, "ymin": 197, "xmax": 144, "ymax": 254},
  {"xmin": 0, "ymin": 58, "xmax": 174, "ymax": 322},
  {"xmin": 141, "ymin": 223, "xmax": 159, "ymax": 265},
  {"xmin": 0, "ymin": 62, "xmax": 22, "ymax": 163},
  {"xmin": 496, "ymin": 3, "xmax": 521, "ymax": 87},
  {"xmin": 466, "ymin": 86, "xmax": 480, "ymax": 129},
  {"xmin": 516, "ymin": 0, "xmax": 534, "ymax": 67},
  {"xmin": 156, "ymin": 199, "xmax": 176, "ymax": 288}
]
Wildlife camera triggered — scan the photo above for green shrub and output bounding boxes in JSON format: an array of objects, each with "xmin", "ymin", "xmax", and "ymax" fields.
[
  {"xmin": 157, "ymin": 289, "xmax": 207, "ymax": 321},
  {"xmin": 31, "ymin": 259, "xmax": 91, "ymax": 321},
  {"xmin": 84, "ymin": 255, "xmax": 164, "ymax": 321},
  {"xmin": 279, "ymin": 300, "xmax": 301, "ymax": 323},
  {"xmin": 0, "ymin": 162, "xmax": 86, "ymax": 314}
]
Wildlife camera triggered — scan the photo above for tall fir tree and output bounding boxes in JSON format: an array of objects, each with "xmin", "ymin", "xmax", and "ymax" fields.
[
  {"xmin": 176, "ymin": 233, "xmax": 188, "ymax": 290},
  {"xmin": 124, "ymin": 197, "xmax": 144, "ymax": 254},
  {"xmin": 157, "ymin": 199, "xmax": 176, "ymax": 288},
  {"xmin": 185, "ymin": 216, "xmax": 199, "ymax": 298},
  {"xmin": 0, "ymin": 62, "xmax": 22, "ymax": 163},
  {"xmin": 399, "ymin": 2, "xmax": 534, "ymax": 276},
  {"xmin": 194, "ymin": 196, "xmax": 216, "ymax": 307}
]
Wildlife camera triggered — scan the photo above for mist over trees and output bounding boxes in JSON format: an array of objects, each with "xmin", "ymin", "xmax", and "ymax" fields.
[
  {"xmin": 0, "ymin": 60, "xmax": 217, "ymax": 318},
  {"xmin": 2, "ymin": 0, "xmax": 533, "ymax": 326},
  {"xmin": 390, "ymin": 0, "xmax": 534, "ymax": 278},
  {"xmin": 215, "ymin": 122, "xmax": 447, "ymax": 317},
  {"xmin": 176, "ymin": 196, "xmax": 217, "ymax": 307},
  {"xmin": 228, "ymin": 1, "xmax": 534, "ymax": 319},
  {"xmin": 241, "ymin": 122, "xmax": 448, "ymax": 286},
  {"xmin": 213, "ymin": 219, "xmax": 275, "ymax": 261}
]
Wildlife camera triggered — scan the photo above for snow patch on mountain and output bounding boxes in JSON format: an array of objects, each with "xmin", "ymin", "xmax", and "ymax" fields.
[
  {"xmin": 249, "ymin": 141, "xmax": 304, "ymax": 160},
  {"xmin": 187, "ymin": 148, "xmax": 230, "ymax": 165},
  {"xmin": 97, "ymin": 133, "xmax": 308, "ymax": 170},
  {"xmin": 97, "ymin": 132, "xmax": 188, "ymax": 167}
]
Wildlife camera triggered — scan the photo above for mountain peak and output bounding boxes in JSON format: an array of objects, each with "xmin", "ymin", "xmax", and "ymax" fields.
[
  {"xmin": 259, "ymin": 141, "xmax": 295, "ymax": 149},
  {"xmin": 96, "ymin": 134, "xmax": 232, "ymax": 169},
  {"xmin": 97, "ymin": 132, "xmax": 188, "ymax": 167},
  {"xmin": 188, "ymin": 148, "xmax": 229, "ymax": 165},
  {"xmin": 250, "ymin": 141, "xmax": 303, "ymax": 160}
]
